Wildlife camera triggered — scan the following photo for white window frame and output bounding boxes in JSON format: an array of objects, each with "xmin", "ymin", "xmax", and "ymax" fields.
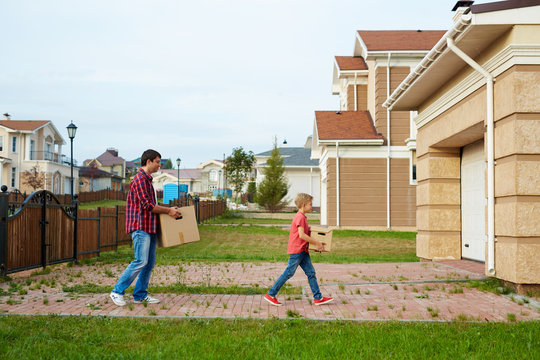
[
  {"xmin": 0, "ymin": 136, "xmax": 3, "ymax": 152},
  {"xmin": 11, "ymin": 136, "xmax": 17, "ymax": 153},
  {"xmin": 409, "ymin": 150, "xmax": 417, "ymax": 186},
  {"xmin": 11, "ymin": 167, "xmax": 16, "ymax": 187}
]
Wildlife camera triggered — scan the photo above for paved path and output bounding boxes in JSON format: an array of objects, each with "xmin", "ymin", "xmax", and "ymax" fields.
[{"xmin": 1, "ymin": 260, "xmax": 539, "ymax": 322}]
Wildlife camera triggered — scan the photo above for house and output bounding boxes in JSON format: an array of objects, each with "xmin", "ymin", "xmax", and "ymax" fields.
[
  {"xmin": 255, "ymin": 139, "xmax": 321, "ymax": 208},
  {"xmin": 0, "ymin": 113, "xmax": 78, "ymax": 195},
  {"xmin": 78, "ymin": 166, "xmax": 123, "ymax": 192},
  {"xmin": 84, "ymin": 148, "xmax": 127, "ymax": 179},
  {"xmin": 384, "ymin": 0, "xmax": 540, "ymax": 289},
  {"xmin": 197, "ymin": 160, "xmax": 226, "ymax": 194},
  {"xmin": 312, "ymin": 30, "xmax": 445, "ymax": 229},
  {"xmin": 152, "ymin": 168, "xmax": 202, "ymax": 194}
]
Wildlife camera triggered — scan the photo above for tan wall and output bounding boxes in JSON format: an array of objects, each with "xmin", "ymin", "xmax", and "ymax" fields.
[
  {"xmin": 390, "ymin": 158, "xmax": 416, "ymax": 226},
  {"xmin": 417, "ymin": 64, "xmax": 540, "ymax": 284},
  {"xmin": 325, "ymin": 157, "xmax": 415, "ymax": 228},
  {"xmin": 374, "ymin": 66, "xmax": 411, "ymax": 145},
  {"xmin": 346, "ymin": 84, "xmax": 368, "ymax": 111},
  {"xmin": 416, "ymin": 150, "xmax": 461, "ymax": 260},
  {"xmin": 326, "ymin": 157, "xmax": 387, "ymax": 227}
]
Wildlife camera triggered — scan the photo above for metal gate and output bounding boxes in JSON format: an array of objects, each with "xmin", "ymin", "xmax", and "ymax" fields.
[{"xmin": 0, "ymin": 186, "xmax": 78, "ymax": 275}]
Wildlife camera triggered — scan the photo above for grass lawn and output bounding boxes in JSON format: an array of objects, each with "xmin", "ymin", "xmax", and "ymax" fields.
[
  {"xmin": 80, "ymin": 225, "xmax": 417, "ymax": 265},
  {"xmin": 0, "ymin": 316, "xmax": 538, "ymax": 359},
  {"xmin": 78, "ymin": 199, "xmax": 125, "ymax": 209}
]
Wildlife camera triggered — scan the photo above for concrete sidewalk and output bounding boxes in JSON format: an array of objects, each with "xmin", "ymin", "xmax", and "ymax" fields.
[{"xmin": 1, "ymin": 260, "xmax": 539, "ymax": 322}]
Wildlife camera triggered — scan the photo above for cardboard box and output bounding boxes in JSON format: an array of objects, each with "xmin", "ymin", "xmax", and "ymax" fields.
[
  {"xmin": 157, "ymin": 205, "xmax": 200, "ymax": 248},
  {"xmin": 310, "ymin": 225, "xmax": 333, "ymax": 252}
]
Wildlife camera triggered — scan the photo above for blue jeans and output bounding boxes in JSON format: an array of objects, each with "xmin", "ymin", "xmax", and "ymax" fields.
[
  {"xmin": 268, "ymin": 252, "xmax": 322, "ymax": 300},
  {"xmin": 112, "ymin": 230, "xmax": 157, "ymax": 301}
]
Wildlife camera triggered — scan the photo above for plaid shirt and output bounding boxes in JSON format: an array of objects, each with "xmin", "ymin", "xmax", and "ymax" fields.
[{"xmin": 125, "ymin": 169, "xmax": 158, "ymax": 234}]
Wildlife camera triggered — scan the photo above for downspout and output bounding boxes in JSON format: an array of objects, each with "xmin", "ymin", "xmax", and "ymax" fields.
[
  {"xmin": 336, "ymin": 141, "xmax": 340, "ymax": 227},
  {"xmin": 386, "ymin": 52, "xmax": 392, "ymax": 229},
  {"xmin": 354, "ymin": 72, "xmax": 358, "ymax": 111},
  {"xmin": 446, "ymin": 38, "xmax": 496, "ymax": 276}
]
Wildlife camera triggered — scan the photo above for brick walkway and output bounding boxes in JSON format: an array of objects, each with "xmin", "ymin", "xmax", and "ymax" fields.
[{"xmin": 1, "ymin": 260, "xmax": 539, "ymax": 322}]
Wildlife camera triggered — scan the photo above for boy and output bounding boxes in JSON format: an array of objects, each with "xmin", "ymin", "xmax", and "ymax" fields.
[{"xmin": 264, "ymin": 193, "xmax": 333, "ymax": 306}]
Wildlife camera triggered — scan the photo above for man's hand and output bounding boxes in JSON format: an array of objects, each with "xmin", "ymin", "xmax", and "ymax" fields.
[
  {"xmin": 316, "ymin": 241, "xmax": 326, "ymax": 252},
  {"xmin": 168, "ymin": 206, "xmax": 182, "ymax": 219}
]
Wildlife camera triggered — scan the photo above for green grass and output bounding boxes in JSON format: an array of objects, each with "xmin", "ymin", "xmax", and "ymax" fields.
[
  {"xmin": 80, "ymin": 225, "xmax": 417, "ymax": 265},
  {"xmin": 0, "ymin": 316, "xmax": 538, "ymax": 359},
  {"xmin": 61, "ymin": 282, "xmax": 302, "ymax": 296},
  {"xmin": 78, "ymin": 200, "xmax": 125, "ymax": 210}
]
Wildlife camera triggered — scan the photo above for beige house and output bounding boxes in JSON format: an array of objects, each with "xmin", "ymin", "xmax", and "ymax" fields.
[
  {"xmin": 83, "ymin": 148, "xmax": 126, "ymax": 179},
  {"xmin": 0, "ymin": 114, "xmax": 77, "ymax": 195},
  {"xmin": 384, "ymin": 0, "xmax": 540, "ymax": 289},
  {"xmin": 312, "ymin": 30, "xmax": 444, "ymax": 229},
  {"xmin": 152, "ymin": 168, "xmax": 202, "ymax": 194},
  {"xmin": 197, "ymin": 160, "xmax": 226, "ymax": 194}
]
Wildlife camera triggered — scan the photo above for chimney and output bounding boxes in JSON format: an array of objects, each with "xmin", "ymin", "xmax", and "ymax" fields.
[
  {"xmin": 452, "ymin": 1, "xmax": 474, "ymax": 23},
  {"xmin": 3, "ymin": 113, "xmax": 11, "ymax": 120},
  {"xmin": 107, "ymin": 147, "xmax": 119, "ymax": 157}
]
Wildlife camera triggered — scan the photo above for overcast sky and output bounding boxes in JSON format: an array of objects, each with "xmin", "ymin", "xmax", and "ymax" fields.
[{"xmin": 1, "ymin": 0, "xmax": 491, "ymax": 167}]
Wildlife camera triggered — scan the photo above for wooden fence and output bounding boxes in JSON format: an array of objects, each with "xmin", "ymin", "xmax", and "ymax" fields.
[{"xmin": 0, "ymin": 187, "xmax": 227, "ymax": 274}]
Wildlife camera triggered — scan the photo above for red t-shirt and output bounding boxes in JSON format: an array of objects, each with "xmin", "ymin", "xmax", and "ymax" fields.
[{"xmin": 287, "ymin": 211, "xmax": 310, "ymax": 254}]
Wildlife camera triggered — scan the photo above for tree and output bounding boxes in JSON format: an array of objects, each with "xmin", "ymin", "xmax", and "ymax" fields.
[
  {"xmin": 224, "ymin": 147, "xmax": 255, "ymax": 201},
  {"xmin": 23, "ymin": 163, "xmax": 45, "ymax": 191},
  {"xmin": 256, "ymin": 139, "xmax": 289, "ymax": 212},
  {"xmin": 163, "ymin": 159, "xmax": 173, "ymax": 169}
]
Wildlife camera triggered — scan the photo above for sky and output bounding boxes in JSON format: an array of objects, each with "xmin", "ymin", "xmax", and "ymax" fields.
[{"xmin": 0, "ymin": 0, "xmax": 493, "ymax": 168}]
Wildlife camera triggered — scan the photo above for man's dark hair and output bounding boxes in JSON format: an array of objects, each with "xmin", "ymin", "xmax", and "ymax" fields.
[{"xmin": 141, "ymin": 149, "xmax": 161, "ymax": 167}]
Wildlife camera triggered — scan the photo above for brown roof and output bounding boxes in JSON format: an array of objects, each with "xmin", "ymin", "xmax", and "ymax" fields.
[
  {"xmin": 472, "ymin": 0, "xmax": 540, "ymax": 13},
  {"xmin": 335, "ymin": 56, "xmax": 368, "ymax": 70},
  {"xmin": 0, "ymin": 120, "xmax": 49, "ymax": 131},
  {"xmin": 315, "ymin": 111, "xmax": 383, "ymax": 140},
  {"xmin": 357, "ymin": 30, "xmax": 446, "ymax": 51}
]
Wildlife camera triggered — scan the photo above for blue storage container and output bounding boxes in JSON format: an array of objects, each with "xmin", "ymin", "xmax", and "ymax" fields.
[
  {"xmin": 212, "ymin": 189, "xmax": 232, "ymax": 198},
  {"xmin": 163, "ymin": 183, "xmax": 189, "ymax": 204}
]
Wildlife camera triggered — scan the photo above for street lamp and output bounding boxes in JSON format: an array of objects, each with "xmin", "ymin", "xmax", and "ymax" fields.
[
  {"xmin": 176, "ymin": 158, "xmax": 181, "ymax": 200},
  {"xmin": 218, "ymin": 169, "xmax": 222, "ymax": 197},
  {"xmin": 66, "ymin": 121, "xmax": 77, "ymax": 201}
]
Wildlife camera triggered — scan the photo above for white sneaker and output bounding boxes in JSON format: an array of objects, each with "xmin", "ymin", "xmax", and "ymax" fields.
[
  {"xmin": 133, "ymin": 295, "xmax": 160, "ymax": 304},
  {"xmin": 109, "ymin": 292, "xmax": 126, "ymax": 306}
]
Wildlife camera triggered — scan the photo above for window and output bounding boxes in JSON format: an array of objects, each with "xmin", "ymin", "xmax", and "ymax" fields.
[
  {"xmin": 0, "ymin": 136, "xmax": 3, "ymax": 151},
  {"xmin": 410, "ymin": 150, "xmax": 417, "ymax": 185},
  {"xmin": 30, "ymin": 140, "xmax": 36, "ymax": 160},
  {"xmin": 12, "ymin": 136, "xmax": 17, "ymax": 153},
  {"xmin": 209, "ymin": 170, "xmax": 218, "ymax": 182},
  {"xmin": 11, "ymin": 167, "xmax": 16, "ymax": 187},
  {"xmin": 45, "ymin": 142, "xmax": 53, "ymax": 160}
]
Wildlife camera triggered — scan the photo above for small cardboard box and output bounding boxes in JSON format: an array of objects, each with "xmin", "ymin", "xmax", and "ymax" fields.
[
  {"xmin": 310, "ymin": 225, "xmax": 333, "ymax": 252},
  {"xmin": 157, "ymin": 205, "xmax": 200, "ymax": 248}
]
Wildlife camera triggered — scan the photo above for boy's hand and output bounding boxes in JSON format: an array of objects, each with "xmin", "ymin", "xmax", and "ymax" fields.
[{"xmin": 316, "ymin": 241, "xmax": 326, "ymax": 252}]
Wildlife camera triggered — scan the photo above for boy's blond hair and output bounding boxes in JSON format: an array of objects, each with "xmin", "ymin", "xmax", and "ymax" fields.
[{"xmin": 294, "ymin": 193, "xmax": 313, "ymax": 209}]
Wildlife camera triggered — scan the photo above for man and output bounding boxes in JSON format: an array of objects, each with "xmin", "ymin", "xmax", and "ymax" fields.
[{"xmin": 110, "ymin": 149, "xmax": 182, "ymax": 306}]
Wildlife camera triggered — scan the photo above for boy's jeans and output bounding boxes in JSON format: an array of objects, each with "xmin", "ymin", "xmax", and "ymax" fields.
[
  {"xmin": 112, "ymin": 230, "xmax": 157, "ymax": 301},
  {"xmin": 268, "ymin": 252, "xmax": 322, "ymax": 300}
]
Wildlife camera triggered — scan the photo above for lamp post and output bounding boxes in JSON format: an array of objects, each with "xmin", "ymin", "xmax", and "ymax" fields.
[
  {"xmin": 66, "ymin": 121, "xmax": 77, "ymax": 201},
  {"xmin": 176, "ymin": 158, "xmax": 181, "ymax": 200},
  {"xmin": 218, "ymin": 169, "xmax": 222, "ymax": 197}
]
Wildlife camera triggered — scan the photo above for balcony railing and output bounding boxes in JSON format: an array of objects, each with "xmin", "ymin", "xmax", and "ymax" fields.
[{"xmin": 29, "ymin": 151, "xmax": 78, "ymax": 166}]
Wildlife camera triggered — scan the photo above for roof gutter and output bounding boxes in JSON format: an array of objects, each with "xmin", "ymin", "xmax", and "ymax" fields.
[
  {"xmin": 383, "ymin": 14, "xmax": 473, "ymax": 110},
  {"xmin": 318, "ymin": 139, "xmax": 384, "ymax": 145}
]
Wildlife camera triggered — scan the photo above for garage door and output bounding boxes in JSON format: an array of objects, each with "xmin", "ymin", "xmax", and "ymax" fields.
[{"xmin": 461, "ymin": 141, "xmax": 486, "ymax": 262}]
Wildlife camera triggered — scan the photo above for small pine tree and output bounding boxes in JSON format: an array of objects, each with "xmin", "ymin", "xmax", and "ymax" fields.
[{"xmin": 256, "ymin": 140, "xmax": 289, "ymax": 212}]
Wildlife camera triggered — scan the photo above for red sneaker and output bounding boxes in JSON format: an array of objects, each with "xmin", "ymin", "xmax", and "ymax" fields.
[
  {"xmin": 314, "ymin": 296, "xmax": 334, "ymax": 306},
  {"xmin": 264, "ymin": 293, "xmax": 282, "ymax": 306}
]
